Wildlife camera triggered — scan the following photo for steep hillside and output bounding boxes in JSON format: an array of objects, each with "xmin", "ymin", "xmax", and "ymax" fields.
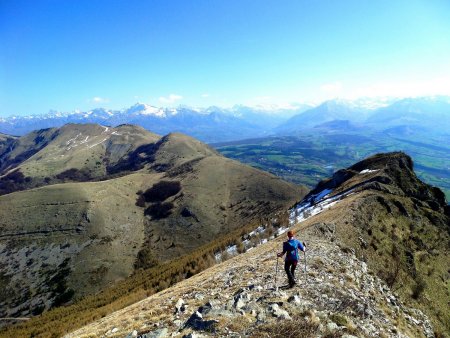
[
  {"xmin": 59, "ymin": 153, "xmax": 448, "ymax": 338},
  {"xmin": 0, "ymin": 132, "xmax": 16, "ymax": 154},
  {"xmin": 0, "ymin": 124, "xmax": 307, "ymax": 323},
  {"xmin": 293, "ymin": 152, "xmax": 450, "ymax": 334}
]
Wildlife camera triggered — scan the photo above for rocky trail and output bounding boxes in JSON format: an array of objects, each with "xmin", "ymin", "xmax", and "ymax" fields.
[{"xmin": 66, "ymin": 222, "xmax": 433, "ymax": 338}]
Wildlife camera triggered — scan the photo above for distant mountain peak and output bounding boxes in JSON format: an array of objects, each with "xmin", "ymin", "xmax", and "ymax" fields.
[{"xmin": 127, "ymin": 103, "xmax": 167, "ymax": 117}]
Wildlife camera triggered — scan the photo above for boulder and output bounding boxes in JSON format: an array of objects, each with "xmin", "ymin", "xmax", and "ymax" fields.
[
  {"xmin": 175, "ymin": 298, "xmax": 185, "ymax": 314},
  {"xmin": 184, "ymin": 311, "xmax": 218, "ymax": 332},
  {"xmin": 268, "ymin": 303, "xmax": 291, "ymax": 320}
]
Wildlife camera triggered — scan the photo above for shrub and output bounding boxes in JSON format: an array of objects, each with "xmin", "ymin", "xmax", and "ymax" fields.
[
  {"xmin": 329, "ymin": 313, "xmax": 348, "ymax": 326},
  {"xmin": 383, "ymin": 249, "xmax": 401, "ymax": 288},
  {"xmin": 135, "ymin": 194, "xmax": 146, "ymax": 207},
  {"xmin": 107, "ymin": 143, "xmax": 157, "ymax": 174},
  {"xmin": 134, "ymin": 246, "xmax": 159, "ymax": 270},
  {"xmin": 143, "ymin": 181, "xmax": 181, "ymax": 202},
  {"xmin": 0, "ymin": 169, "xmax": 30, "ymax": 195},
  {"xmin": 53, "ymin": 289, "xmax": 75, "ymax": 307},
  {"xmin": 236, "ymin": 239, "xmax": 245, "ymax": 254},
  {"xmin": 56, "ymin": 168, "xmax": 91, "ymax": 181},
  {"xmin": 145, "ymin": 202, "xmax": 174, "ymax": 219},
  {"xmin": 411, "ymin": 275, "xmax": 426, "ymax": 299}
]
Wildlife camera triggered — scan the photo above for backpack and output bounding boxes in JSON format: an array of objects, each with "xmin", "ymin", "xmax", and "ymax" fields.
[{"xmin": 285, "ymin": 240, "xmax": 299, "ymax": 261}]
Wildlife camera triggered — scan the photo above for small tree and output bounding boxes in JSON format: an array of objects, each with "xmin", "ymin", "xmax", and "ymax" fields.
[{"xmin": 236, "ymin": 239, "xmax": 245, "ymax": 254}]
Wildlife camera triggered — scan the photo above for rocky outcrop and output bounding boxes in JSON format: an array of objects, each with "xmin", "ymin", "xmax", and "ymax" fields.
[{"xmin": 306, "ymin": 152, "xmax": 448, "ymax": 215}]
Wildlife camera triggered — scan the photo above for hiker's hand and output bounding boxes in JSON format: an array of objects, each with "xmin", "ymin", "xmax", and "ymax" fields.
[{"xmin": 277, "ymin": 253, "xmax": 283, "ymax": 257}]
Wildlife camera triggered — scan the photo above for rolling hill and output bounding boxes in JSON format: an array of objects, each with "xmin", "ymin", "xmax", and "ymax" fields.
[{"xmin": 0, "ymin": 124, "xmax": 308, "ymax": 322}]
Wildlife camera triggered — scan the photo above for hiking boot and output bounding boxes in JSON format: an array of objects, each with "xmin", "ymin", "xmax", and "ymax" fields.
[{"xmin": 289, "ymin": 281, "xmax": 297, "ymax": 288}]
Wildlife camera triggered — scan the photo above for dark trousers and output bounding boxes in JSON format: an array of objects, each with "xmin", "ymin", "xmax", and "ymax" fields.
[{"xmin": 284, "ymin": 260, "xmax": 298, "ymax": 285}]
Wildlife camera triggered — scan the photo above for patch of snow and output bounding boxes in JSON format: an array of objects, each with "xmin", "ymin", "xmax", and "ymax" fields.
[
  {"xmin": 214, "ymin": 252, "xmax": 221, "ymax": 261},
  {"xmin": 312, "ymin": 188, "xmax": 333, "ymax": 203},
  {"xmin": 66, "ymin": 133, "xmax": 81, "ymax": 145},
  {"xmin": 276, "ymin": 227, "xmax": 289, "ymax": 236},
  {"xmin": 249, "ymin": 226, "xmax": 265, "ymax": 237},
  {"xmin": 88, "ymin": 138, "xmax": 108, "ymax": 148},
  {"xmin": 227, "ymin": 245, "xmax": 237, "ymax": 255},
  {"xmin": 214, "ymin": 224, "xmax": 271, "ymax": 262},
  {"xmin": 360, "ymin": 169, "xmax": 379, "ymax": 174},
  {"xmin": 79, "ymin": 136, "xmax": 90, "ymax": 144},
  {"xmin": 290, "ymin": 188, "xmax": 356, "ymax": 225}
]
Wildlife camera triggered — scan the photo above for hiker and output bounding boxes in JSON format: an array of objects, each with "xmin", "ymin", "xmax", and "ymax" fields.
[{"xmin": 277, "ymin": 230, "xmax": 305, "ymax": 287}]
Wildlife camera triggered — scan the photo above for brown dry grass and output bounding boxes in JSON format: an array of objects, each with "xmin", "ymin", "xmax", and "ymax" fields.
[{"xmin": 250, "ymin": 313, "xmax": 320, "ymax": 338}]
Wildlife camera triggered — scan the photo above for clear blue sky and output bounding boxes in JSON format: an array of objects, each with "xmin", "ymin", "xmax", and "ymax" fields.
[{"xmin": 1, "ymin": 0, "xmax": 450, "ymax": 115}]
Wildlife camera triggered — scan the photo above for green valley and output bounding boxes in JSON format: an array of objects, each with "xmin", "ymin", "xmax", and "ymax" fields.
[{"xmin": 215, "ymin": 131, "xmax": 450, "ymax": 201}]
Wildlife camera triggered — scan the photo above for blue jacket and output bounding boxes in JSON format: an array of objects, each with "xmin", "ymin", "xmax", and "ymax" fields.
[{"xmin": 282, "ymin": 238, "xmax": 305, "ymax": 261}]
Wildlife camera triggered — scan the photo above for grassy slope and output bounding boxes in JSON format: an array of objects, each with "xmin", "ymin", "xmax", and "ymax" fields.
[{"xmin": 0, "ymin": 126, "xmax": 308, "ymax": 330}]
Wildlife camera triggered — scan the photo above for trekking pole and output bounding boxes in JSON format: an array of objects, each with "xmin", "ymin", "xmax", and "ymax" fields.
[
  {"xmin": 304, "ymin": 251, "xmax": 307, "ymax": 276},
  {"xmin": 275, "ymin": 254, "xmax": 279, "ymax": 291},
  {"xmin": 303, "ymin": 241, "xmax": 307, "ymax": 276}
]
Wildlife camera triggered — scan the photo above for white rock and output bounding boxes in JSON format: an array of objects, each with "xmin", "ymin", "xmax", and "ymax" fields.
[
  {"xmin": 327, "ymin": 322, "xmax": 339, "ymax": 331},
  {"xmin": 125, "ymin": 330, "xmax": 138, "ymax": 338},
  {"xmin": 268, "ymin": 303, "xmax": 291, "ymax": 320},
  {"xmin": 194, "ymin": 293, "xmax": 204, "ymax": 300},
  {"xmin": 361, "ymin": 262, "xmax": 368, "ymax": 273},
  {"xmin": 287, "ymin": 295, "xmax": 301, "ymax": 304},
  {"xmin": 175, "ymin": 298, "xmax": 185, "ymax": 313}
]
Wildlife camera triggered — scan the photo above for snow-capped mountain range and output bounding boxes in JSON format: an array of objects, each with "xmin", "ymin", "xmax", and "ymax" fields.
[
  {"xmin": 0, "ymin": 103, "xmax": 311, "ymax": 141},
  {"xmin": 1, "ymin": 96, "xmax": 449, "ymax": 142}
]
